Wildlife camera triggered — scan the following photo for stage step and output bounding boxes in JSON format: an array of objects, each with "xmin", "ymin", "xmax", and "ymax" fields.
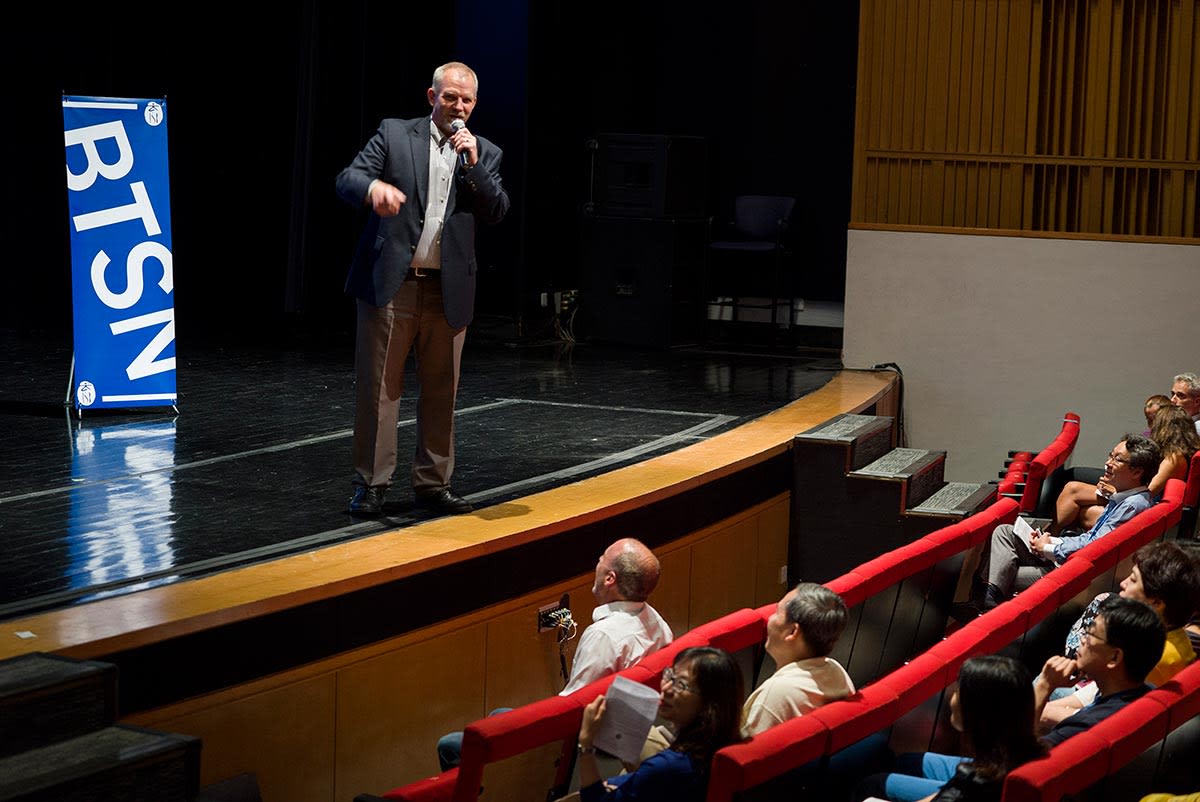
[
  {"xmin": 792, "ymin": 413, "xmax": 894, "ymax": 474},
  {"xmin": 848, "ymin": 447, "xmax": 947, "ymax": 514},
  {"xmin": 0, "ymin": 724, "xmax": 200, "ymax": 802},
  {"xmin": 0, "ymin": 653, "xmax": 117, "ymax": 759},
  {"xmin": 906, "ymin": 482, "xmax": 996, "ymax": 519},
  {"xmin": 793, "ymin": 415, "xmax": 901, "ymax": 583},
  {"xmin": 791, "ymin": 415, "xmax": 996, "ymax": 584},
  {"xmin": 0, "ymin": 652, "xmax": 201, "ymax": 802}
]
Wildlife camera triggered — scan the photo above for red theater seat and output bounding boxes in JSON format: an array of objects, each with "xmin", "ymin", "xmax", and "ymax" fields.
[
  {"xmin": 1002, "ymin": 731, "xmax": 1109, "ymax": 802},
  {"xmin": 1017, "ymin": 413, "xmax": 1081, "ymax": 514},
  {"xmin": 377, "ymin": 455, "xmax": 1178, "ymax": 802},
  {"xmin": 1184, "ymin": 450, "xmax": 1200, "ymax": 509},
  {"xmin": 379, "ymin": 769, "xmax": 457, "ymax": 802},
  {"xmin": 811, "ymin": 684, "xmax": 900, "ymax": 754},
  {"xmin": 707, "ymin": 712, "xmax": 831, "ymax": 802},
  {"xmin": 689, "ymin": 607, "xmax": 768, "ymax": 654},
  {"xmin": 876, "ymin": 653, "xmax": 951, "ymax": 715}
]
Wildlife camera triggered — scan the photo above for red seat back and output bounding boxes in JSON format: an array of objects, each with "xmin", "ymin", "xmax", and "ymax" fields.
[{"xmin": 1018, "ymin": 413, "xmax": 1081, "ymax": 513}]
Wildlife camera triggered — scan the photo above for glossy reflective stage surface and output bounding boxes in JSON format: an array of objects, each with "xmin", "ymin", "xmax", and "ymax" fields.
[{"xmin": 0, "ymin": 330, "xmax": 839, "ymax": 619}]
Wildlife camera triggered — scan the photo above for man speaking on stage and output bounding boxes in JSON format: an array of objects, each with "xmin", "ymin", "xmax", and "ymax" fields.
[{"xmin": 336, "ymin": 61, "xmax": 509, "ymax": 517}]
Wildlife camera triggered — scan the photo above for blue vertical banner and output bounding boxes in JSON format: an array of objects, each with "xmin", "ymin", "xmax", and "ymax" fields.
[{"xmin": 63, "ymin": 96, "xmax": 176, "ymax": 410}]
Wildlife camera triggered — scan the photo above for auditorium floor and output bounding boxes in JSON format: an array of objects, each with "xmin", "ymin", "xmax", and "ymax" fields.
[{"xmin": 0, "ymin": 326, "xmax": 840, "ymax": 620}]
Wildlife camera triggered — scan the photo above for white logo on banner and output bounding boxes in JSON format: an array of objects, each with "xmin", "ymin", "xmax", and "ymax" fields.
[
  {"xmin": 77, "ymin": 381, "xmax": 97, "ymax": 407},
  {"xmin": 144, "ymin": 102, "xmax": 163, "ymax": 126}
]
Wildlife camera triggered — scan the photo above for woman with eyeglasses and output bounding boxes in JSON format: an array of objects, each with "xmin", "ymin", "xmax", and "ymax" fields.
[
  {"xmin": 575, "ymin": 646, "xmax": 744, "ymax": 802},
  {"xmin": 1051, "ymin": 406, "xmax": 1200, "ymax": 534}
]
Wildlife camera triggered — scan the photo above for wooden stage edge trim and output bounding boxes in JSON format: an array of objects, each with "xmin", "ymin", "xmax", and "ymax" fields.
[{"xmin": 0, "ymin": 369, "xmax": 898, "ymax": 661}]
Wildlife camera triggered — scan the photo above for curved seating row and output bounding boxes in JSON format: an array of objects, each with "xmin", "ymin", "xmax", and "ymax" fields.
[
  {"xmin": 362, "ymin": 414, "xmax": 1111, "ymax": 802},
  {"xmin": 995, "ymin": 413, "xmax": 1081, "ymax": 514},
  {"xmin": 998, "ymin": 453, "xmax": 1200, "ymax": 801},
  {"xmin": 368, "ymin": 495, "xmax": 1017, "ymax": 802},
  {"xmin": 997, "ymin": 416, "xmax": 1200, "ymax": 541},
  {"xmin": 704, "ymin": 478, "xmax": 1185, "ymax": 802}
]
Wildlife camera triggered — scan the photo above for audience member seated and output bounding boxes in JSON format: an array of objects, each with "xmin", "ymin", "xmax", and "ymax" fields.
[
  {"xmin": 960, "ymin": 435, "xmax": 1160, "ymax": 615},
  {"xmin": 1148, "ymin": 406, "xmax": 1200, "ymax": 494},
  {"xmin": 854, "ymin": 656, "xmax": 1044, "ymax": 802},
  {"xmin": 437, "ymin": 538, "xmax": 673, "ymax": 770},
  {"xmin": 635, "ymin": 583, "xmax": 854, "ymax": 766},
  {"xmin": 1035, "ymin": 596, "xmax": 1165, "ymax": 748},
  {"xmin": 1143, "ymin": 394, "xmax": 1172, "ymax": 436},
  {"xmin": 1172, "ymin": 372, "xmax": 1200, "ymax": 433},
  {"xmin": 1041, "ymin": 541, "xmax": 1200, "ymax": 729},
  {"xmin": 858, "ymin": 597, "xmax": 1165, "ymax": 802},
  {"xmin": 742, "ymin": 582, "xmax": 854, "ymax": 736},
  {"xmin": 1051, "ymin": 408, "xmax": 1198, "ymax": 533},
  {"xmin": 573, "ymin": 646, "xmax": 744, "ymax": 802}
]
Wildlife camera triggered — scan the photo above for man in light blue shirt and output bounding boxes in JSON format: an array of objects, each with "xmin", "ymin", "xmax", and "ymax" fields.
[{"xmin": 972, "ymin": 434, "xmax": 1161, "ymax": 611}]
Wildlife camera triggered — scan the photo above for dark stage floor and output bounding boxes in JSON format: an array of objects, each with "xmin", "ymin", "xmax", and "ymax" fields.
[{"xmin": 0, "ymin": 326, "xmax": 840, "ymax": 620}]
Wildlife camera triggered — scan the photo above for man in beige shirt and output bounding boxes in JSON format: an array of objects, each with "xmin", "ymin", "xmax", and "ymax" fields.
[
  {"xmin": 636, "ymin": 582, "xmax": 854, "ymax": 765},
  {"xmin": 742, "ymin": 582, "xmax": 855, "ymax": 735}
]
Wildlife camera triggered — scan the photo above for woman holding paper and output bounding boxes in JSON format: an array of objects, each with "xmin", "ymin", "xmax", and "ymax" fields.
[{"xmin": 576, "ymin": 646, "xmax": 744, "ymax": 802}]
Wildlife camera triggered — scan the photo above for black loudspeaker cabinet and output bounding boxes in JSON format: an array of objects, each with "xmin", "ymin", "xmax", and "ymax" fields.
[
  {"xmin": 578, "ymin": 215, "xmax": 706, "ymax": 348},
  {"xmin": 587, "ymin": 134, "xmax": 707, "ymax": 219}
]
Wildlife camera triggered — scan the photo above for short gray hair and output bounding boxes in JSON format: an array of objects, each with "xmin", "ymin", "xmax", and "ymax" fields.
[
  {"xmin": 1174, "ymin": 373, "xmax": 1200, "ymax": 395},
  {"xmin": 784, "ymin": 583, "xmax": 849, "ymax": 656},
  {"xmin": 432, "ymin": 61, "xmax": 478, "ymax": 94}
]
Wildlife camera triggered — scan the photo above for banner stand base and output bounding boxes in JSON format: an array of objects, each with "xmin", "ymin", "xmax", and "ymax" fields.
[{"xmin": 64, "ymin": 353, "xmax": 78, "ymax": 417}]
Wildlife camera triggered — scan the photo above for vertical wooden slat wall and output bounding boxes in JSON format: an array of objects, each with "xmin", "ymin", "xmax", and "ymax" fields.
[{"xmin": 852, "ymin": 0, "xmax": 1200, "ymax": 237}]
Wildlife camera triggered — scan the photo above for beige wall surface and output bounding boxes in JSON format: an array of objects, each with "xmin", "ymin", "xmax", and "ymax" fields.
[{"xmin": 843, "ymin": 229, "xmax": 1200, "ymax": 482}]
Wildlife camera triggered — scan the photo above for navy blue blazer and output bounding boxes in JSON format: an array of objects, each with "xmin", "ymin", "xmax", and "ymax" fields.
[{"xmin": 336, "ymin": 116, "xmax": 509, "ymax": 328}]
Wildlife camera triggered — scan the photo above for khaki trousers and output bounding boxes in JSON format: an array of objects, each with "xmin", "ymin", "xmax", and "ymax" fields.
[{"xmin": 353, "ymin": 276, "xmax": 465, "ymax": 491}]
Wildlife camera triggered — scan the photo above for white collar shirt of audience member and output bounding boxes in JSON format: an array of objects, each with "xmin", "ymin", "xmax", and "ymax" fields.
[{"xmin": 560, "ymin": 600, "xmax": 673, "ymax": 696}]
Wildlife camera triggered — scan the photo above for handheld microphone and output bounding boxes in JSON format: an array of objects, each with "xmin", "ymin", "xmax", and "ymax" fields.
[{"xmin": 450, "ymin": 119, "xmax": 469, "ymax": 168}]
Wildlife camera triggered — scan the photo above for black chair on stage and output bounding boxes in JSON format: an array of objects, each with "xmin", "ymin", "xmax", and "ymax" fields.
[{"xmin": 705, "ymin": 195, "xmax": 796, "ymax": 329}]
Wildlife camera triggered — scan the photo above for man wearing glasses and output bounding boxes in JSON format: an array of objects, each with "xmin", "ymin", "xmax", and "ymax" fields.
[
  {"xmin": 1170, "ymin": 372, "xmax": 1200, "ymax": 433},
  {"xmin": 1034, "ymin": 596, "xmax": 1165, "ymax": 746},
  {"xmin": 964, "ymin": 434, "xmax": 1161, "ymax": 614}
]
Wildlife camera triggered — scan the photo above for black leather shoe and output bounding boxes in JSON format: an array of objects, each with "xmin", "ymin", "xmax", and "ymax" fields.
[
  {"xmin": 348, "ymin": 485, "xmax": 385, "ymax": 516},
  {"xmin": 415, "ymin": 487, "xmax": 474, "ymax": 515},
  {"xmin": 949, "ymin": 599, "xmax": 985, "ymax": 623},
  {"xmin": 949, "ymin": 583, "xmax": 1008, "ymax": 623},
  {"xmin": 982, "ymin": 583, "xmax": 1007, "ymax": 611}
]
